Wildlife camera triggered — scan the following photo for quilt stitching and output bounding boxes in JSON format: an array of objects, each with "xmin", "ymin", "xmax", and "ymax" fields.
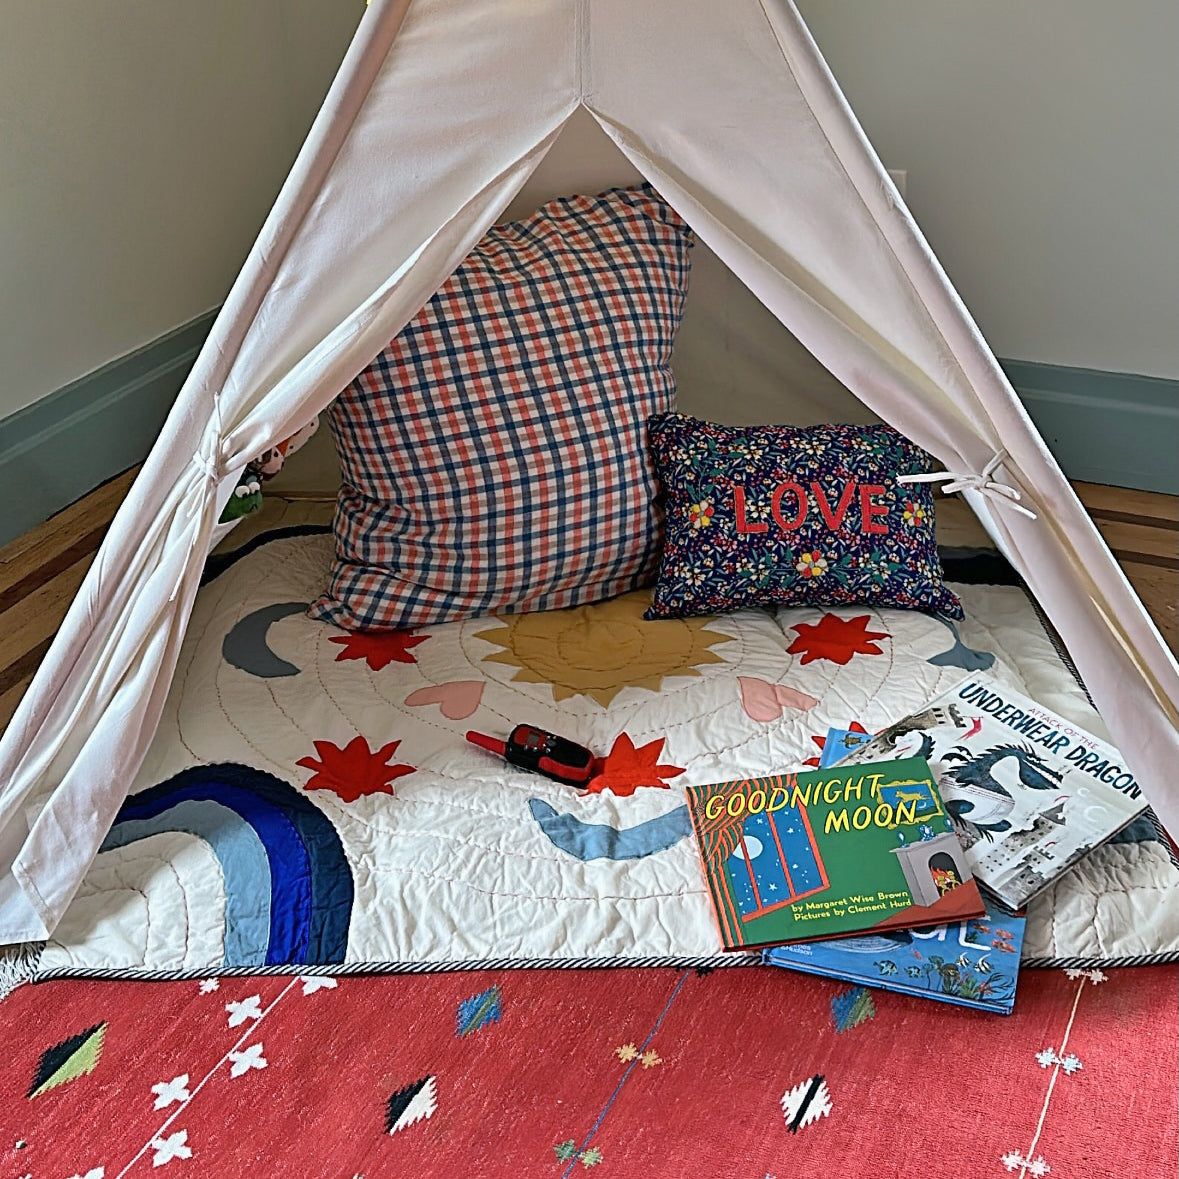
[
  {"xmin": 364, "ymin": 863, "xmax": 707, "ymax": 904},
  {"xmin": 43, "ymin": 532, "xmax": 1179, "ymax": 976},
  {"xmin": 67, "ymin": 854, "xmax": 178, "ymax": 970}
]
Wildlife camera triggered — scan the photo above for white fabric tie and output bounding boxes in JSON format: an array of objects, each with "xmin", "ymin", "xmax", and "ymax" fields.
[
  {"xmin": 897, "ymin": 449, "xmax": 1038, "ymax": 520},
  {"xmin": 191, "ymin": 450, "xmax": 221, "ymax": 489},
  {"xmin": 171, "ymin": 395, "xmax": 229, "ymax": 601},
  {"xmin": 192, "ymin": 389, "xmax": 227, "ymax": 492},
  {"xmin": 170, "ymin": 450, "xmax": 221, "ymax": 604}
]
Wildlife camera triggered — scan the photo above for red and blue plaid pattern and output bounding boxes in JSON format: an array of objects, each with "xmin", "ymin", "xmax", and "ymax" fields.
[{"xmin": 311, "ymin": 185, "xmax": 695, "ymax": 630}]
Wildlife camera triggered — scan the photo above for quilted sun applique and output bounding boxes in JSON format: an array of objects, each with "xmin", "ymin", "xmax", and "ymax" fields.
[
  {"xmin": 474, "ymin": 588, "xmax": 732, "ymax": 706},
  {"xmin": 296, "ymin": 736, "xmax": 416, "ymax": 802}
]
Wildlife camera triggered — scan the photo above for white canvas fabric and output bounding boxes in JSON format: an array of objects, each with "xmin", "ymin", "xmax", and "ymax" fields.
[{"xmin": 0, "ymin": 0, "xmax": 1175, "ymax": 945}]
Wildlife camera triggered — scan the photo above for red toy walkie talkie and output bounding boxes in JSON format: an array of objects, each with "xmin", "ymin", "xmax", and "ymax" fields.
[{"xmin": 466, "ymin": 725, "xmax": 595, "ymax": 788}]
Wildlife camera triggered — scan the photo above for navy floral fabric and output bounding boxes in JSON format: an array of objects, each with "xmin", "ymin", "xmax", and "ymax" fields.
[{"xmin": 645, "ymin": 414, "xmax": 964, "ymax": 620}]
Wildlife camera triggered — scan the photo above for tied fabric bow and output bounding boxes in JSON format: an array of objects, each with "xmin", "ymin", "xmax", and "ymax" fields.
[
  {"xmin": 170, "ymin": 393, "xmax": 230, "ymax": 601},
  {"xmin": 897, "ymin": 448, "xmax": 1037, "ymax": 520}
]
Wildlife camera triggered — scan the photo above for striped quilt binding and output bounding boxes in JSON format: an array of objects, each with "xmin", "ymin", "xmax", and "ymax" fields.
[
  {"xmin": 18, "ymin": 947, "xmax": 1179, "ymax": 994},
  {"xmin": 7, "ymin": 535, "xmax": 1174, "ymax": 994}
]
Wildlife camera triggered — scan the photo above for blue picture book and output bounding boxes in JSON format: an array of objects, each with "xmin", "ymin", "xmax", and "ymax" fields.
[
  {"xmin": 761, "ymin": 894, "xmax": 1025, "ymax": 1014},
  {"xmin": 818, "ymin": 726, "xmax": 872, "ymax": 768}
]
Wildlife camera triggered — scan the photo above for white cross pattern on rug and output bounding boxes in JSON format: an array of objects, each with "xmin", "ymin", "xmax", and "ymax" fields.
[
  {"xmin": 114, "ymin": 979, "xmax": 301, "ymax": 1177},
  {"xmin": 1035, "ymin": 1048, "xmax": 1082, "ymax": 1075},
  {"xmin": 151, "ymin": 1074, "xmax": 192, "ymax": 1109},
  {"xmin": 1001, "ymin": 1152, "xmax": 1049, "ymax": 1176},
  {"xmin": 150, "ymin": 1130, "xmax": 192, "ymax": 1166},
  {"xmin": 298, "ymin": 974, "xmax": 338, "ymax": 995},
  {"xmin": 228, "ymin": 1042, "xmax": 268, "ymax": 1078},
  {"xmin": 1000, "ymin": 969, "xmax": 1101, "ymax": 1177},
  {"xmin": 225, "ymin": 994, "xmax": 263, "ymax": 1027}
]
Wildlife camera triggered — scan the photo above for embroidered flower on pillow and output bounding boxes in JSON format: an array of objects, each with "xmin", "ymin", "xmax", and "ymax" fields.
[{"xmin": 795, "ymin": 551, "xmax": 828, "ymax": 579}]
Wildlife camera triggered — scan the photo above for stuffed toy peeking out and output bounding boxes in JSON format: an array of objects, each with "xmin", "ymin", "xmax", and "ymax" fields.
[{"xmin": 219, "ymin": 418, "xmax": 319, "ymax": 522}]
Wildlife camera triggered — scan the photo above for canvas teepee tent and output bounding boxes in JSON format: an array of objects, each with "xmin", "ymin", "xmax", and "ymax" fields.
[{"xmin": 0, "ymin": 0, "xmax": 1175, "ymax": 946}]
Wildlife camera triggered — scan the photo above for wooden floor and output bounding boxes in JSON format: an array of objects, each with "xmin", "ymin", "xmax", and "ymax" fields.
[{"xmin": 0, "ymin": 473, "xmax": 1175, "ymax": 733}]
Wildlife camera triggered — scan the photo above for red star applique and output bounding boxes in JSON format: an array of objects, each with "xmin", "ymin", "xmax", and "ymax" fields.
[
  {"xmin": 329, "ymin": 630, "xmax": 427, "ymax": 671},
  {"xmin": 585, "ymin": 734, "xmax": 685, "ymax": 797},
  {"xmin": 296, "ymin": 736, "xmax": 415, "ymax": 803},
  {"xmin": 787, "ymin": 614, "xmax": 891, "ymax": 666},
  {"xmin": 803, "ymin": 733, "xmax": 827, "ymax": 767}
]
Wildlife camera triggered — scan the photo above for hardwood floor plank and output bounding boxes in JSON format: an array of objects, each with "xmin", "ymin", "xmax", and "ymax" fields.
[
  {"xmin": 0, "ymin": 467, "xmax": 136, "ymax": 594},
  {"xmin": 1121, "ymin": 561, "xmax": 1178, "ymax": 654},
  {"xmin": 1091, "ymin": 518, "xmax": 1178, "ymax": 567},
  {"xmin": 0, "ymin": 640, "xmax": 51, "ymax": 698},
  {"xmin": 1074, "ymin": 480, "xmax": 1179, "ymax": 527},
  {"xmin": 0, "ymin": 552, "xmax": 94, "ymax": 675},
  {"xmin": 0, "ymin": 676, "xmax": 32, "ymax": 732},
  {"xmin": 0, "ymin": 522, "xmax": 108, "ymax": 614}
]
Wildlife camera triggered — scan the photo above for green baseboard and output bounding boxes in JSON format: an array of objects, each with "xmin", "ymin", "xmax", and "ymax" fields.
[
  {"xmin": 0, "ymin": 311, "xmax": 217, "ymax": 548},
  {"xmin": 0, "ymin": 318, "xmax": 1174, "ymax": 552},
  {"xmin": 1000, "ymin": 359, "xmax": 1179, "ymax": 496}
]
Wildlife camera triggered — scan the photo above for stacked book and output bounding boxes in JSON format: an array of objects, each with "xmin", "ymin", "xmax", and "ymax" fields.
[{"xmin": 684, "ymin": 672, "xmax": 1145, "ymax": 1014}]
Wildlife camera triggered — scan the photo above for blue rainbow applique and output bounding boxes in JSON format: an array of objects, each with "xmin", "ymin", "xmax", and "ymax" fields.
[{"xmin": 101, "ymin": 763, "xmax": 353, "ymax": 967}]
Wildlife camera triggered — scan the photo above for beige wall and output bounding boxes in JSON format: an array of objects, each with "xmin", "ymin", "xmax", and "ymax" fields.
[
  {"xmin": 796, "ymin": 0, "xmax": 1179, "ymax": 380},
  {"xmin": 5, "ymin": 1, "xmax": 1174, "ymax": 435},
  {"xmin": 506, "ymin": 110, "xmax": 868, "ymax": 428},
  {"xmin": 0, "ymin": 0, "xmax": 363, "ymax": 420}
]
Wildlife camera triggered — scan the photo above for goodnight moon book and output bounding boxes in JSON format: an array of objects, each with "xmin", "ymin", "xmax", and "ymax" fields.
[{"xmin": 685, "ymin": 756, "xmax": 985, "ymax": 952}]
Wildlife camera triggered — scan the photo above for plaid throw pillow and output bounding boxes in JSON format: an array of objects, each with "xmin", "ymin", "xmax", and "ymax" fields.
[
  {"xmin": 311, "ymin": 185, "xmax": 694, "ymax": 630},
  {"xmin": 645, "ymin": 414, "xmax": 964, "ymax": 620}
]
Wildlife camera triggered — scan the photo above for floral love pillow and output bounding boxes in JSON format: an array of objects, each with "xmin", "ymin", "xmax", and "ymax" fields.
[{"xmin": 644, "ymin": 414, "xmax": 963, "ymax": 620}]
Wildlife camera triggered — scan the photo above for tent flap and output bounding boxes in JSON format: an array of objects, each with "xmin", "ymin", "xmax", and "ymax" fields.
[{"xmin": 0, "ymin": 0, "xmax": 1175, "ymax": 945}]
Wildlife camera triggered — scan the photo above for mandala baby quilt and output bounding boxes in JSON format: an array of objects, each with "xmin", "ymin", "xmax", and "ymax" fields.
[{"xmin": 31, "ymin": 530, "xmax": 1179, "ymax": 981}]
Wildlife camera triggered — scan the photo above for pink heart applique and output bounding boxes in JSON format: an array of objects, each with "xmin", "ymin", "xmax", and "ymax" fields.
[
  {"xmin": 738, "ymin": 676, "xmax": 819, "ymax": 722},
  {"xmin": 404, "ymin": 680, "xmax": 485, "ymax": 720}
]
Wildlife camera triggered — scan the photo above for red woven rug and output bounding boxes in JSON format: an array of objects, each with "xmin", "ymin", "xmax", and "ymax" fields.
[{"xmin": 1, "ymin": 963, "xmax": 1174, "ymax": 1178}]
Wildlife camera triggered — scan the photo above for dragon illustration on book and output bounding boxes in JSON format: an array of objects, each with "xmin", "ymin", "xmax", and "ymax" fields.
[{"xmin": 937, "ymin": 742, "xmax": 1065, "ymax": 840}]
